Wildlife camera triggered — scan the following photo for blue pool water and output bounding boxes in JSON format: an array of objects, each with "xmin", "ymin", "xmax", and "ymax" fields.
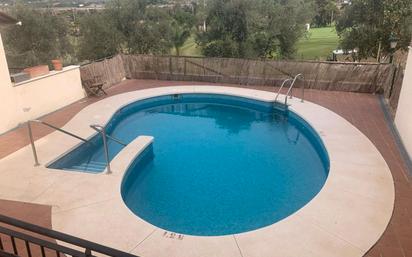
[{"xmin": 49, "ymin": 94, "xmax": 329, "ymax": 236}]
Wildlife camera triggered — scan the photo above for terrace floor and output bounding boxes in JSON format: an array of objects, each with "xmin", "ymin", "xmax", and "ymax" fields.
[{"xmin": 0, "ymin": 79, "xmax": 411, "ymax": 257}]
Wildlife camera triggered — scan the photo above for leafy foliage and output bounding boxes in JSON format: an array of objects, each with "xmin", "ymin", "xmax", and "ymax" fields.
[
  {"xmin": 312, "ymin": 0, "xmax": 338, "ymax": 27},
  {"xmin": 336, "ymin": 0, "xmax": 412, "ymax": 60},
  {"xmin": 1, "ymin": 5, "xmax": 73, "ymax": 68},
  {"xmin": 104, "ymin": 0, "xmax": 173, "ymax": 55},
  {"xmin": 197, "ymin": 0, "xmax": 314, "ymax": 59},
  {"xmin": 77, "ymin": 13, "xmax": 123, "ymax": 61},
  {"xmin": 171, "ymin": 22, "xmax": 191, "ymax": 56},
  {"xmin": 170, "ymin": 6, "xmax": 195, "ymax": 56},
  {"xmin": 2, "ymin": 0, "xmax": 411, "ymax": 64}
]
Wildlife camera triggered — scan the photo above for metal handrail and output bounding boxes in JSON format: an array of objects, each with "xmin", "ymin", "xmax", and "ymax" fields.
[
  {"xmin": 0, "ymin": 214, "xmax": 138, "ymax": 257},
  {"xmin": 284, "ymin": 73, "xmax": 305, "ymax": 105},
  {"xmin": 275, "ymin": 78, "xmax": 293, "ymax": 102},
  {"xmin": 89, "ymin": 125, "xmax": 127, "ymax": 147},
  {"xmin": 27, "ymin": 120, "xmax": 92, "ymax": 166},
  {"xmin": 90, "ymin": 124, "xmax": 127, "ymax": 174},
  {"xmin": 31, "ymin": 120, "xmax": 89, "ymax": 143}
]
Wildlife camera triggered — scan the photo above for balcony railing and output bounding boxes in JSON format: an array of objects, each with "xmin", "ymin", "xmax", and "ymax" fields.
[{"xmin": 0, "ymin": 214, "xmax": 139, "ymax": 257}]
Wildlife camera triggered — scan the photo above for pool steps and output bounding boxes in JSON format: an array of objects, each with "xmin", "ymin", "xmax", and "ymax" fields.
[{"xmin": 63, "ymin": 160, "xmax": 106, "ymax": 172}]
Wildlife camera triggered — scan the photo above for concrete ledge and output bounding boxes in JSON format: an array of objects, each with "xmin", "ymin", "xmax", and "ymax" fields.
[
  {"xmin": 13, "ymin": 65, "xmax": 80, "ymax": 87},
  {"xmin": 110, "ymin": 135, "xmax": 154, "ymax": 176}
]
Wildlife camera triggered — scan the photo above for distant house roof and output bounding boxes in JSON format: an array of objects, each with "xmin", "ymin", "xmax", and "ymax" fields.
[{"xmin": 0, "ymin": 11, "xmax": 18, "ymax": 25}]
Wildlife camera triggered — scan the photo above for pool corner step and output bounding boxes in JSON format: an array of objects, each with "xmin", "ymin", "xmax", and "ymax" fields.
[{"xmin": 64, "ymin": 161, "xmax": 107, "ymax": 172}]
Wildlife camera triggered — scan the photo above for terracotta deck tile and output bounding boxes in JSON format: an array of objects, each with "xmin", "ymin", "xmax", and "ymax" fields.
[
  {"xmin": 380, "ymin": 246, "xmax": 405, "ymax": 257},
  {"xmin": 0, "ymin": 200, "xmax": 53, "ymax": 257}
]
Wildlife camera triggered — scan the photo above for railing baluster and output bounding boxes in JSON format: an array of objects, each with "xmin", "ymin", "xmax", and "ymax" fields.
[
  {"xmin": 0, "ymin": 225, "xmax": 87, "ymax": 257},
  {"xmin": 25, "ymin": 240, "xmax": 32, "ymax": 257},
  {"xmin": 40, "ymin": 245, "xmax": 46, "ymax": 257},
  {"xmin": 85, "ymin": 248, "xmax": 92, "ymax": 257},
  {"xmin": 10, "ymin": 236, "xmax": 17, "ymax": 255},
  {"xmin": 0, "ymin": 214, "xmax": 138, "ymax": 257}
]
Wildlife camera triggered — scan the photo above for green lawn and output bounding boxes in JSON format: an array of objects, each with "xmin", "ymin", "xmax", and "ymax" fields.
[
  {"xmin": 295, "ymin": 26, "xmax": 339, "ymax": 60},
  {"xmin": 171, "ymin": 35, "xmax": 203, "ymax": 57},
  {"xmin": 173, "ymin": 26, "xmax": 339, "ymax": 60}
]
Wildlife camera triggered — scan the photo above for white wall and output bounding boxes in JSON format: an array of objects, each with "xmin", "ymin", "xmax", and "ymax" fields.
[
  {"xmin": 0, "ymin": 33, "xmax": 86, "ymax": 134},
  {"xmin": 395, "ymin": 46, "xmax": 412, "ymax": 160},
  {"xmin": 12, "ymin": 66, "xmax": 86, "ymax": 125},
  {"xmin": 0, "ymin": 33, "xmax": 19, "ymax": 134}
]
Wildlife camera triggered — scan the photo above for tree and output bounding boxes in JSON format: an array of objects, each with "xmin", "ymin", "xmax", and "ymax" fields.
[
  {"xmin": 197, "ymin": 0, "xmax": 249, "ymax": 58},
  {"xmin": 77, "ymin": 13, "xmax": 123, "ymax": 61},
  {"xmin": 170, "ymin": 6, "xmax": 195, "ymax": 56},
  {"xmin": 336, "ymin": 0, "xmax": 412, "ymax": 60},
  {"xmin": 250, "ymin": 0, "xmax": 314, "ymax": 58},
  {"xmin": 197, "ymin": 0, "xmax": 313, "ymax": 59},
  {"xmin": 1, "ymin": 5, "xmax": 73, "ymax": 68},
  {"xmin": 312, "ymin": 0, "xmax": 338, "ymax": 27},
  {"xmin": 172, "ymin": 5, "xmax": 196, "ymax": 29},
  {"xmin": 105, "ymin": 0, "xmax": 173, "ymax": 55},
  {"xmin": 171, "ymin": 22, "xmax": 191, "ymax": 56}
]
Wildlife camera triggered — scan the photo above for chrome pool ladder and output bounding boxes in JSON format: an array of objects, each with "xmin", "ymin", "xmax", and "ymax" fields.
[
  {"xmin": 90, "ymin": 124, "xmax": 127, "ymax": 174},
  {"xmin": 275, "ymin": 73, "xmax": 305, "ymax": 105},
  {"xmin": 27, "ymin": 120, "xmax": 127, "ymax": 174}
]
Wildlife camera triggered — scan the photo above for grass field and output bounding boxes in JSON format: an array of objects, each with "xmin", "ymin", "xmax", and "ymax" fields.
[
  {"xmin": 171, "ymin": 35, "xmax": 203, "ymax": 56},
  {"xmin": 295, "ymin": 26, "xmax": 339, "ymax": 60},
  {"xmin": 173, "ymin": 26, "xmax": 339, "ymax": 60}
]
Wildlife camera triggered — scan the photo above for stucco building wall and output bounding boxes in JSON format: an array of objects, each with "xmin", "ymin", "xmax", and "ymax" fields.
[
  {"xmin": 0, "ymin": 33, "xmax": 85, "ymax": 134},
  {"xmin": 395, "ymin": 45, "xmax": 412, "ymax": 160}
]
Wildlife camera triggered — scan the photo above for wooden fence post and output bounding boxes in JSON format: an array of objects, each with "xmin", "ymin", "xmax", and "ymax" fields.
[
  {"xmin": 388, "ymin": 64, "xmax": 399, "ymax": 98},
  {"xmin": 169, "ymin": 56, "xmax": 172, "ymax": 78},
  {"xmin": 184, "ymin": 57, "xmax": 187, "ymax": 77},
  {"xmin": 262, "ymin": 59, "xmax": 267, "ymax": 86}
]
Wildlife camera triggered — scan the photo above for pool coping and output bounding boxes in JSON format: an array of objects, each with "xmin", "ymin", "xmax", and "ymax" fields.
[{"xmin": 0, "ymin": 86, "xmax": 394, "ymax": 257}]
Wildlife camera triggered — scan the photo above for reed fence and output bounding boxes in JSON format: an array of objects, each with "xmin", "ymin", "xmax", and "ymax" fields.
[
  {"xmin": 80, "ymin": 54, "xmax": 404, "ymax": 112},
  {"xmin": 80, "ymin": 55, "xmax": 125, "ymax": 89}
]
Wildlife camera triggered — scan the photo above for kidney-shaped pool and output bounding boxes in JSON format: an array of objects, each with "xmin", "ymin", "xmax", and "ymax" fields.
[{"xmin": 49, "ymin": 94, "xmax": 330, "ymax": 236}]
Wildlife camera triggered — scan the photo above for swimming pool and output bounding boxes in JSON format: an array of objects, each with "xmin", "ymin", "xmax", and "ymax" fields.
[{"xmin": 49, "ymin": 93, "xmax": 329, "ymax": 236}]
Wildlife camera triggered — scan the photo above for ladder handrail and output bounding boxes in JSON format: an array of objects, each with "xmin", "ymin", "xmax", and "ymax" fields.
[
  {"xmin": 275, "ymin": 78, "xmax": 293, "ymax": 102},
  {"xmin": 27, "ymin": 120, "xmax": 92, "ymax": 166},
  {"xmin": 31, "ymin": 120, "xmax": 90, "ymax": 143},
  {"xmin": 284, "ymin": 73, "xmax": 305, "ymax": 105},
  {"xmin": 89, "ymin": 125, "xmax": 127, "ymax": 147},
  {"xmin": 89, "ymin": 124, "xmax": 127, "ymax": 174}
]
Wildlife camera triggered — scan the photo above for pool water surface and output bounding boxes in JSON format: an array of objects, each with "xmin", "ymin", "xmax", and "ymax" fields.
[{"xmin": 50, "ymin": 94, "xmax": 329, "ymax": 236}]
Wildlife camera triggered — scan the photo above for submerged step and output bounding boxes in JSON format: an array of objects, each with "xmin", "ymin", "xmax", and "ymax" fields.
[{"xmin": 69, "ymin": 162, "xmax": 106, "ymax": 172}]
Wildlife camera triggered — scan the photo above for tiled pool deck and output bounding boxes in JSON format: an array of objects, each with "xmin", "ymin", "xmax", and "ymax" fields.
[{"xmin": 0, "ymin": 79, "xmax": 411, "ymax": 257}]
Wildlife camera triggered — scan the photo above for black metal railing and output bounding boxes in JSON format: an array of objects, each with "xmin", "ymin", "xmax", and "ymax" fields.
[{"xmin": 0, "ymin": 214, "xmax": 139, "ymax": 257}]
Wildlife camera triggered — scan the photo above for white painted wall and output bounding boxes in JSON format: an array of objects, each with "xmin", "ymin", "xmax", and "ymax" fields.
[
  {"xmin": 395, "ymin": 46, "xmax": 412, "ymax": 160},
  {"xmin": 0, "ymin": 33, "xmax": 19, "ymax": 134},
  {"xmin": 0, "ymin": 33, "xmax": 86, "ymax": 134},
  {"xmin": 12, "ymin": 66, "xmax": 86, "ymax": 125}
]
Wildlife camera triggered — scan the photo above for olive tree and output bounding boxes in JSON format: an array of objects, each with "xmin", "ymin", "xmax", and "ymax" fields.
[{"xmin": 1, "ymin": 5, "xmax": 73, "ymax": 68}]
